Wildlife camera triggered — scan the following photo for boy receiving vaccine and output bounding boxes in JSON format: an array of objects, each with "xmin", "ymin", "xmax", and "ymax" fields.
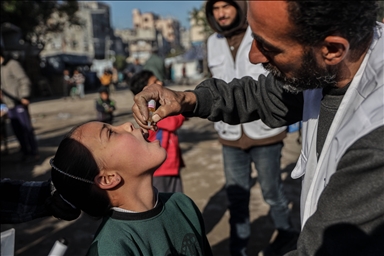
[
  {"xmin": 50, "ymin": 121, "xmax": 212, "ymax": 255},
  {"xmin": 130, "ymin": 70, "xmax": 186, "ymax": 193}
]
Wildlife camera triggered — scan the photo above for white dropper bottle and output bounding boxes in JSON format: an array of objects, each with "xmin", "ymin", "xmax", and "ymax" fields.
[{"xmin": 147, "ymin": 99, "xmax": 156, "ymax": 126}]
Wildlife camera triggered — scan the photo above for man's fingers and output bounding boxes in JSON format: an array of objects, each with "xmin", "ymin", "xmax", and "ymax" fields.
[
  {"xmin": 132, "ymin": 111, "xmax": 149, "ymax": 129},
  {"xmin": 132, "ymin": 101, "xmax": 148, "ymax": 123}
]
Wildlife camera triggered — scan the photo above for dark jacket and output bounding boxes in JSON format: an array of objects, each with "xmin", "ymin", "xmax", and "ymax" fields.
[
  {"xmin": 95, "ymin": 98, "xmax": 116, "ymax": 124},
  {"xmin": 188, "ymin": 74, "xmax": 384, "ymax": 255}
]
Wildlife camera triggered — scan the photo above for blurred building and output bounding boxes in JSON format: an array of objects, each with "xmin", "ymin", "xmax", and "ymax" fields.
[
  {"xmin": 41, "ymin": 1, "xmax": 126, "ymax": 61},
  {"xmin": 115, "ymin": 8, "xmax": 181, "ymax": 64},
  {"xmin": 38, "ymin": 1, "xmax": 128, "ymax": 95}
]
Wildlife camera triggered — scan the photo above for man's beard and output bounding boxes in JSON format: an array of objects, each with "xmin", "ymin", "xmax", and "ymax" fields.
[{"xmin": 263, "ymin": 50, "xmax": 338, "ymax": 94}]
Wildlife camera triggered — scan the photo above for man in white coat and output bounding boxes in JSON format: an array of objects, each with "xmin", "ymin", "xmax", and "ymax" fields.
[
  {"xmin": 132, "ymin": 1, "xmax": 384, "ymax": 255},
  {"xmin": 205, "ymin": 1, "xmax": 298, "ymax": 255}
]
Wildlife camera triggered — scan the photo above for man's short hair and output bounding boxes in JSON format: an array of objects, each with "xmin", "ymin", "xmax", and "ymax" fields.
[
  {"xmin": 129, "ymin": 70, "xmax": 155, "ymax": 95},
  {"xmin": 287, "ymin": 1, "xmax": 378, "ymax": 58}
]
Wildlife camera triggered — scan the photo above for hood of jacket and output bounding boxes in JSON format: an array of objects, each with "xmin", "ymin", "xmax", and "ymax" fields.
[{"xmin": 205, "ymin": 0, "xmax": 248, "ymax": 38}]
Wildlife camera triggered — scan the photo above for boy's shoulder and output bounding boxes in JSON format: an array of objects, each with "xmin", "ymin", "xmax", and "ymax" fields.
[{"xmin": 159, "ymin": 192, "xmax": 194, "ymax": 208}]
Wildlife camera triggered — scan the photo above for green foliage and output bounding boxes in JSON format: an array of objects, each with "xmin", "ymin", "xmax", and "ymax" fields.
[
  {"xmin": 114, "ymin": 55, "xmax": 127, "ymax": 71},
  {"xmin": 189, "ymin": 4, "xmax": 213, "ymax": 38},
  {"xmin": 1, "ymin": 0, "xmax": 80, "ymax": 43},
  {"xmin": 378, "ymin": 1, "xmax": 384, "ymax": 22},
  {"xmin": 166, "ymin": 46, "xmax": 185, "ymax": 58}
]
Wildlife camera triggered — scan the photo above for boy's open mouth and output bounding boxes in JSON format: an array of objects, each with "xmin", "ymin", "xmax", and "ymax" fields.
[{"xmin": 142, "ymin": 131, "xmax": 150, "ymax": 142}]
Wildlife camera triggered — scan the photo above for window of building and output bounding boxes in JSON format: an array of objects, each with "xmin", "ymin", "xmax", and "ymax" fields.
[{"xmin": 71, "ymin": 40, "xmax": 78, "ymax": 49}]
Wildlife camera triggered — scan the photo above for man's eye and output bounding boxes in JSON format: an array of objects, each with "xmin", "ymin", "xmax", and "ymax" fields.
[
  {"xmin": 255, "ymin": 40, "xmax": 275, "ymax": 54},
  {"xmin": 260, "ymin": 44, "xmax": 273, "ymax": 53},
  {"xmin": 108, "ymin": 129, "xmax": 114, "ymax": 137}
]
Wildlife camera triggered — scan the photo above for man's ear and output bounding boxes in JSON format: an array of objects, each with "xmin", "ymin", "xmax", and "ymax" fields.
[
  {"xmin": 321, "ymin": 36, "xmax": 350, "ymax": 65},
  {"xmin": 94, "ymin": 171, "xmax": 122, "ymax": 190}
]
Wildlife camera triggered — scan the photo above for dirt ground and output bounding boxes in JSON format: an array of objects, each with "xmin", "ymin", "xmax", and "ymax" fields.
[{"xmin": 1, "ymin": 83, "xmax": 302, "ymax": 256}]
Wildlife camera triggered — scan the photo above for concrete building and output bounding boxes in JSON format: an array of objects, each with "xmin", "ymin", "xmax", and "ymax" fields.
[
  {"xmin": 115, "ymin": 8, "xmax": 181, "ymax": 64},
  {"xmin": 36, "ymin": 1, "xmax": 130, "ymax": 95},
  {"xmin": 41, "ymin": 1, "xmax": 128, "ymax": 61},
  {"xmin": 40, "ymin": 10, "xmax": 94, "ymax": 59},
  {"xmin": 115, "ymin": 27, "xmax": 158, "ymax": 64}
]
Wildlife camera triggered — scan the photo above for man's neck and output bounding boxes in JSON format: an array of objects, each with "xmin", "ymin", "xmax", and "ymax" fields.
[{"xmin": 336, "ymin": 49, "xmax": 369, "ymax": 88}]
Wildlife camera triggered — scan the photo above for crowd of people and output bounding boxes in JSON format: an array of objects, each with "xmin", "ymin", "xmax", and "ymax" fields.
[{"xmin": 1, "ymin": 1, "xmax": 383, "ymax": 256}]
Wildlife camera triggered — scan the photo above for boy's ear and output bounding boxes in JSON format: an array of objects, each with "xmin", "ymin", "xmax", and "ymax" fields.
[
  {"xmin": 94, "ymin": 171, "xmax": 122, "ymax": 190},
  {"xmin": 321, "ymin": 36, "xmax": 350, "ymax": 65}
]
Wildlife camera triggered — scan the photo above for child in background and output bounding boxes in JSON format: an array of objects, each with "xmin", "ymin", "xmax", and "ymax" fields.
[
  {"xmin": 95, "ymin": 87, "xmax": 116, "ymax": 124},
  {"xmin": 50, "ymin": 121, "xmax": 212, "ymax": 255},
  {"xmin": 130, "ymin": 70, "xmax": 186, "ymax": 193},
  {"xmin": 71, "ymin": 69, "xmax": 85, "ymax": 99}
]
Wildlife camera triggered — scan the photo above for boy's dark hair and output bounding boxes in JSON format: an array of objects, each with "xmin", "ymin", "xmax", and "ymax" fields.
[
  {"xmin": 98, "ymin": 86, "xmax": 109, "ymax": 94},
  {"xmin": 287, "ymin": 1, "xmax": 378, "ymax": 60},
  {"xmin": 51, "ymin": 123, "xmax": 111, "ymax": 219},
  {"xmin": 129, "ymin": 70, "xmax": 155, "ymax": 95}
]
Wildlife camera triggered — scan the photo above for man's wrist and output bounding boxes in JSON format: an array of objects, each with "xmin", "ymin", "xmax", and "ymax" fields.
[{"xmin": 182, "ymin": 91, "xmax": 197, "ymax": 113}]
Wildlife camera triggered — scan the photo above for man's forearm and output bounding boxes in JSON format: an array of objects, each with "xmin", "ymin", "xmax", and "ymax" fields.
[{"xmin": 190, "ymin": 74, "xmax": 304, "ymax": 127}]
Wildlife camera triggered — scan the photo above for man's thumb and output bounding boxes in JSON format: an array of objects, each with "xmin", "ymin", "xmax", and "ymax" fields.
[{"xmin": 152, "ymin": 114, "xmax": 161, "ymax": 123}]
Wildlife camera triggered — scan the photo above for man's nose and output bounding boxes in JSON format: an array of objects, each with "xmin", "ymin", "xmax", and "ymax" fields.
[{"xmin": 249, "ymin": 40, "xmax": 269, "ymax": 64}]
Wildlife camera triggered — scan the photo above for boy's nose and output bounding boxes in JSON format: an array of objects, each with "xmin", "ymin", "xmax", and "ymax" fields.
[{"xmin": 121, "ymin": 122, "xmax": 134, "ymax": 132}]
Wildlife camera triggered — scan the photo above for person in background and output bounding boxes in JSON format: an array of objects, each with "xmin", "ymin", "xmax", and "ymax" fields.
[
  {"xmin": 130, "ymin": 70, "xmax": 186, "ymax": 193},
  {"xmin": 125, "ymin": 58, "xmax": 143, "ymax": 86},
  {"xmin": 181, "ymin": 63, "xmax": 189, "ymax": 85},
  {"xmin": 95, "ymin": 87, "xmax": 116, "ymax": 124},
  {"xmin": 166, "ymin": 63, "xmax": 174, "ymax": 85},
  {"xmin": 111, "ymin": 65, "xmax": 119, "ymax": 89},
  {"xmin": 99, "ymin": 68, "xmax": 113, "ymax": 93},
  {"xmin": 72, "ymin": 69, "xmax": 85, "ymax": 99},
  {"xmin": 0, "ymin": 95, "xmax": 9, "ymax": 155},
  {"xmin": 143, "ymin": 47, "xmax": 167, "ymax": 83},
  {"xmin": 205, "ymin": 1, "xmax": 295, "ymax": 255},
  {"xmin": 0, "ymin": 46, "xmax": 39, "ymax": 162},
  {"xmin": 50, "ymin": 121, "xmax": 212, "ymax": 255},
  {"xmin": 132, "ymin": 1, "xmax": 383, "ymax": 255},
  {"xmin": 62, "ymin": 69, "xmax": 73, "ymax": 99}
]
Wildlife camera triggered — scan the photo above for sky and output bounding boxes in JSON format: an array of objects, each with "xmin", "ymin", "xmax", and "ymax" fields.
[{"xmin": 100, "ymin": 1, "xmax": 205, "ymax": 29}]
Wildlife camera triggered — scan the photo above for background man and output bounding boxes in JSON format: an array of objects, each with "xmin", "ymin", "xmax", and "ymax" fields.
[
  {"xmin": 143, "ymin": 47, "xmax": 166, "ymax": 84},
  {"xmin": 205, "ymin": 1, "xmax": 296, "ymax": 255},
  {"xmin": 0, "ymin": 47, "xmax": 39, "ymax": 162},
  {"xmin": 132, "ymin": 1, "xmax": 383, "ymax": 255}
]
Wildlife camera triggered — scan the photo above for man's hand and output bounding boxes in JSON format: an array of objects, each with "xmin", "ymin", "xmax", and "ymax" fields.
[
  {"xmin": 20, "ymin": 98, "xmax": 30, "ymax": 106},
  {"xmin": 132, "ymin": 83, "xmax": 197, "ymax": 130}
]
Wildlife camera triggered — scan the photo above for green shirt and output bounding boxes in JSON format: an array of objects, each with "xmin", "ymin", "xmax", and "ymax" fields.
[{"xmin": 87, "ymin": 193, "xmax": 212, "ymax": 256}]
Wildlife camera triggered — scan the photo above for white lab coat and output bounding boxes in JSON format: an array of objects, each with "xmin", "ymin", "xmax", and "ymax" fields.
[
  {"xmin": 291, "ymin": 23, "xmax": 384, "ymax": 228},
  {"xmin": 207, "ymin": 26, "xmax": 286, "ymax": 140}
]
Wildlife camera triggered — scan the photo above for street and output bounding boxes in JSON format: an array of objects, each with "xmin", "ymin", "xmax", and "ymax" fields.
[{"xmin": 1, "ymin": 83, "xmax": 302, "ymax": 256}]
